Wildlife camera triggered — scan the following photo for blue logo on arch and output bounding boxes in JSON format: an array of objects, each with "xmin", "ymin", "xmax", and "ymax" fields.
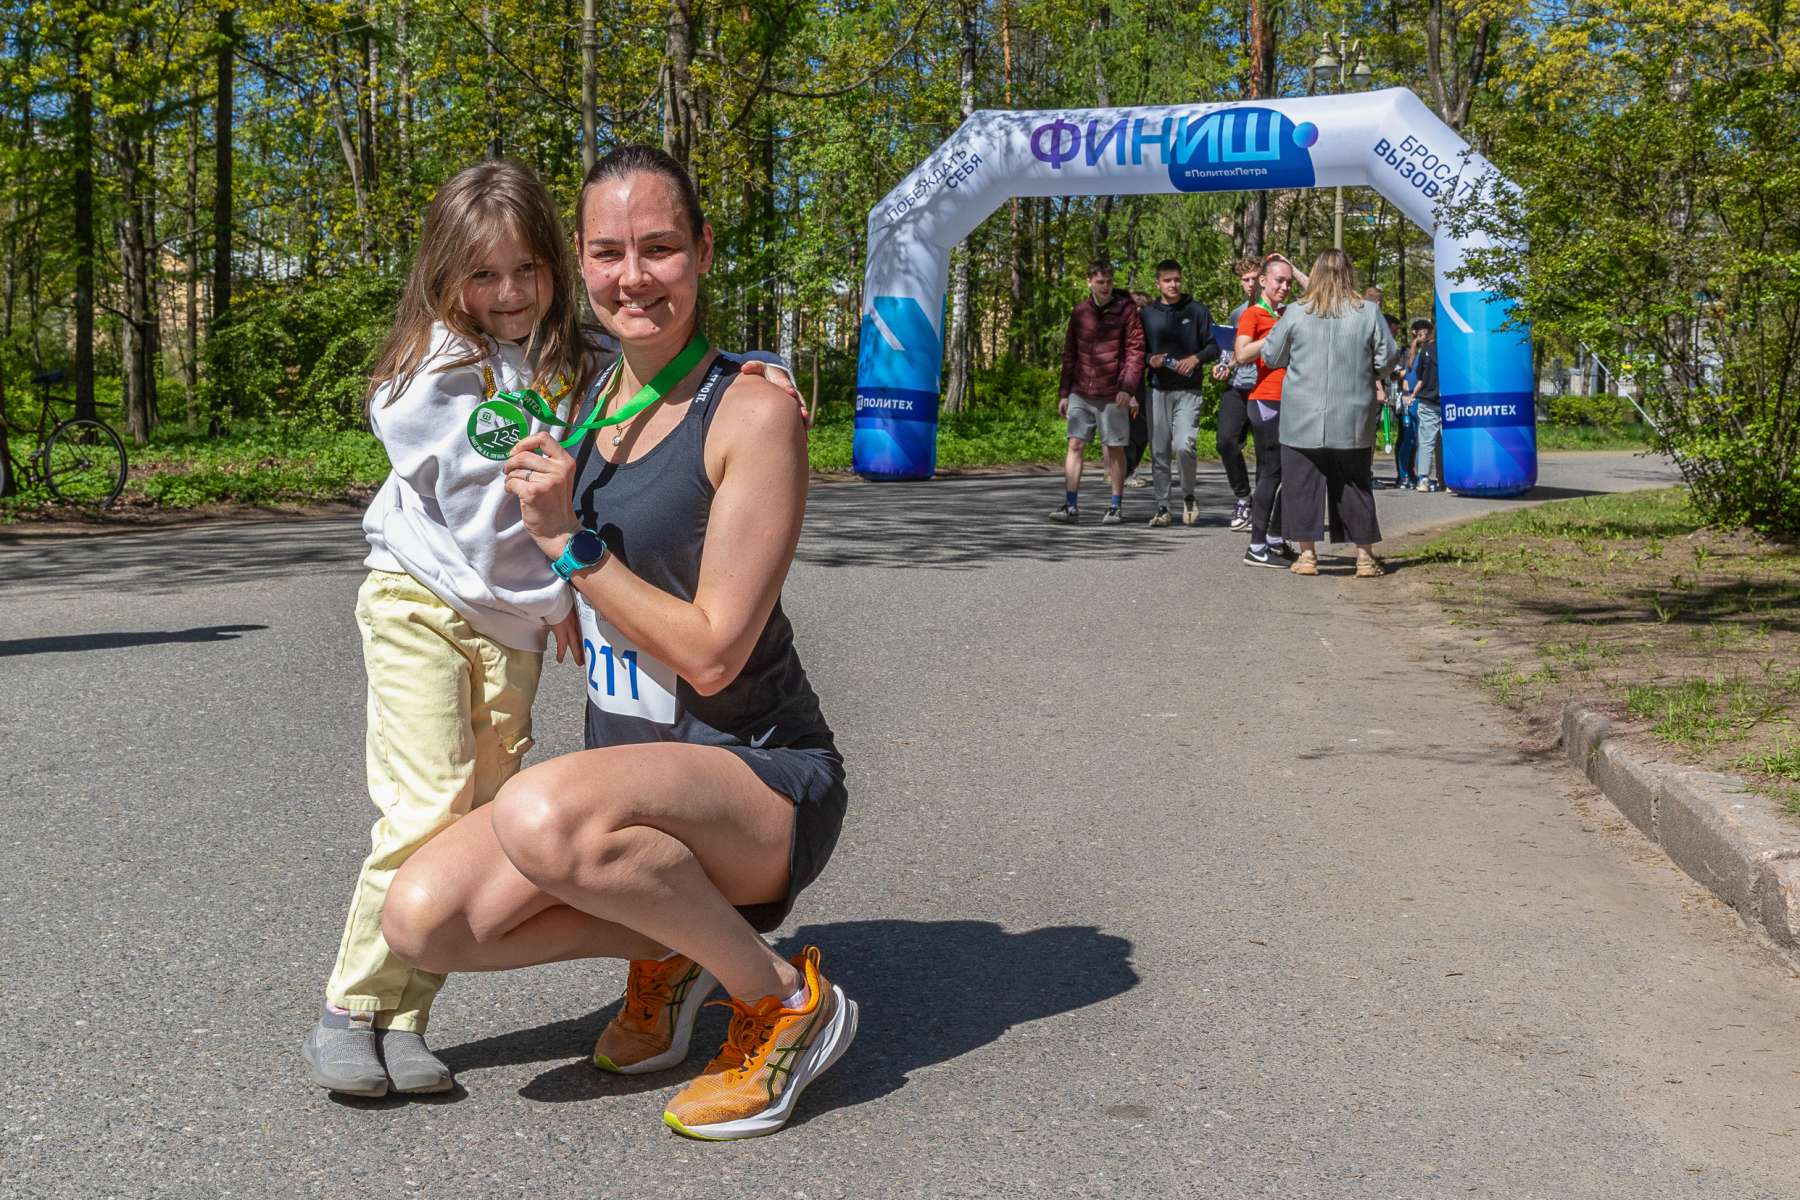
[{"xmin": 1169, "ymin": 106, "xmax": 1317, "ymax": 193}]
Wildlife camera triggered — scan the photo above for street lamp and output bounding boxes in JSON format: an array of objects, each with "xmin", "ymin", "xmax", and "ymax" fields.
[{"xmin": 1311, "ymin": 29, "xmax": 1373, "ymax": 249}]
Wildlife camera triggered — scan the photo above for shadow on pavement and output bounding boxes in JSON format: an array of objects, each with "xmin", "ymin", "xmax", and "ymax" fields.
[
  {"xmin": 801, "ymin": 473, "xmax": 1227, "ymax": 570},
  {"xmin": 775, "ymin": 919, "xmax": 1138, "ymax": 1118},
  {"xmin": 0, "ymin": 519, "xmax": 365, "ymax": 599},
  {"xmin": 0, "ymin": 623, "xmax": 267, "ymax": 657},
  {"xmin": 438, "ymin": 919, "xmax": 1138, "ymax": 1115}
]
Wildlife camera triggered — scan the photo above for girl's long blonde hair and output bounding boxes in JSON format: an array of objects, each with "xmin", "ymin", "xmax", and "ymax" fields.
[
  {"xmin": 1301, "ymin": 248, "xmax": 1364, "ymax": 319},
  {"xmin": 366, "ymin": 159, "xmax": 592, "ymax": 411}
]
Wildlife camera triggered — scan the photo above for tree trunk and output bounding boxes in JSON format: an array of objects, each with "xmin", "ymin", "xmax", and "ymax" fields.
[
  {"xmin": 942, "ymin": 0, "xmax": 978, "ymax": 413},
  {"xmin": 361, "ymin": 11, "xmax": 379, "ymax": 258},
  {"xmin": 210, "ymin": 2, "xmax": 235, "ymax": 433},
  {"xmin": 1243, "ymin": 0, "xmax": 1277, "ymax": 258},
  {"xmin": 1395, "ymin": 205, "xmax": 1408, "ymax": 322},
  {"xmin": 3, "ymin": 27, "xmax": 31, "ymax": 345},
  {"xmin": 0, "ymin": 375, "xmax": 15, "ymax": 496},
  {"xmin": 755, "ymin": 121, "xmax": 777, "ymax": 348},
  {"xmin": 326, "ymin": 35, "xmax": 375, "ymax": 266},
  {"xmin": 663, "ymin": 0, "xmax": 697, "ymax": 174},
  {"xmin": 1090, "ymin": 7, "xmax": 1113, "ymax": 256},
  {"xmin": 1002, "ymin": 0, "xmax": 1022, "ymax": 359},
  {"xmin": 119, "ymin": 104, "xmax": 153, "ymax": 445},
  {"xmin": 143, "ymin": 115, "xmax": 160, "ymax": 431},
  {"xmin": 183, "ymin": 104, "xmax": 199, "ymax": 415},
  {"xmin": 72, "ymin": 26, "xmax": 96, "ymax": 422},
  {"xmin": 1425, "ymin": 0, "xmax": 1492, "ymax": 132},
  {"xmin": 581, "ymin": 0, "xmax": 597, "ymax": 171}
]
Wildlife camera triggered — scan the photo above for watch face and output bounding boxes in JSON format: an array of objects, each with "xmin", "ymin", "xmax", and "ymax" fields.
[{"xmin": 570, "ymin": 530, "xmax": 606, "ymax": 564}]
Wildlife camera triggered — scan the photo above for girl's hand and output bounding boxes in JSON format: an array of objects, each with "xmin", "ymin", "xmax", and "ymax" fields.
[
  {"xmin": 550, "ymin": 605, "xmax": 585, "ymax": 665},
  {"xmin": 740, "ymin": 360, "xmax": 812, "ymax": 428},
  {"xmin": 503, "ymin": 433, "xmax": 579, "ymax": 557}
]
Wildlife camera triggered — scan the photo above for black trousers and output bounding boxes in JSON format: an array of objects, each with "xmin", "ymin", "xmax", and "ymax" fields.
[
  {"xmin": 1125, "ymin": 393, "xmax": 1150, "ymax": 474},
  {"xmin": 1280, "ymin": 445, "xmax": 1382, "ymax": 545},
  {"xmin": 1215, "ymin": 386, "xmax": 1252, "ymax": 499},
  {"xmin": 1246, "ymin": 402, "xmax": 1283, "ymax": 544}
]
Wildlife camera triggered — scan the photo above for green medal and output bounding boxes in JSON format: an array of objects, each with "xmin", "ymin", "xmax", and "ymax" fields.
[
  {"xmin": 467, "ymin": 334, "xmax": 710, "ymax": 460},
  {"xmin": 466, "ymin": 397, "xmax": 531, "ymax": 460}
]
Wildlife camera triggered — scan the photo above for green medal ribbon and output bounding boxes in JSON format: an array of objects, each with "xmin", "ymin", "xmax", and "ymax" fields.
[
  {"xmin": 497, "ymin": 388, "xmax": 573, "ymax": 426},
  {"xmin": 536, "ymin": 333, "xmax": 712, "ymax": 451}
]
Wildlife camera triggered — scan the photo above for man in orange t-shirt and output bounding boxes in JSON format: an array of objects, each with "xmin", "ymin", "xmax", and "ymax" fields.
[{"xmin": 1231, "ymin": 253, "xmax": 1302, "ymax": 567}]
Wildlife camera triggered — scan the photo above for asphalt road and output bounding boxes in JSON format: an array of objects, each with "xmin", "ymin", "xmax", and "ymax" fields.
[{"xmin": 6, "ymin": 450, "xmax": 1799, "ymax": 1199}]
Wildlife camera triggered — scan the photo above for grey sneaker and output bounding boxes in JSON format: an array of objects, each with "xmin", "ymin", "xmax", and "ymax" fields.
[
  {"xmin": 1048, "ymin": 504, "xmax": 1079, "ymax": 524},
  {"xmin": 378, "ymin": 1029, "xmax": 454, "ymax": 1094},
  {"xmin": 1102, "ymin": 507, "xmax": 1123, "ymax": 525},
  {"xmin": 1183, "ymin": 496, "xmax": 1200, "ymax": 526},
  {"xmin": 1229, "ymin": 499, "xmax": 1251, "ymax": 531},
  {"xmin": 302, "ymin": 1006, "xmax": 388, "ymax": 1098},
  {"xmin": 1148, "ymin": 507, "xmax": 1172, "ymax": 527},
  {"xmin": 1243, "ymin": 544, "xmax": 1285, "ymax": 568}
]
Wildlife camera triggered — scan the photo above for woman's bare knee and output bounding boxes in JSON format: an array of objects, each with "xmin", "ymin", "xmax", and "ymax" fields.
[
  {"xmin": 382, "ymin": 874, "xmax": 463, "ymax": 973},
  {"xmin": 494, "ymin": 782, "xmax": 680, "ymax": 912},
  {"xmin": 493, "ymin": 770, "xmax": 617, "ymax": 885}
]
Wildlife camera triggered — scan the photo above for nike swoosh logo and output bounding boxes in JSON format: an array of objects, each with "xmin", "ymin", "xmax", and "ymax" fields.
[{"xmin": 749, "ymin": 727, "xmax": 776, "ymax": 749}]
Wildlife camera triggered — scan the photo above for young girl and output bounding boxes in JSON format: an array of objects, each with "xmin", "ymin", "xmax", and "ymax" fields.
[{"xmin": 300, "ymin": 159, "xmax": 593, "ymax": 1098}]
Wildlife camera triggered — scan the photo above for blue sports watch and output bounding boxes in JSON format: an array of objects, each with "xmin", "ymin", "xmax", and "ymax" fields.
[{"xmin": 550, "ymin": 529, "xmax": 607, "ymax": 581}]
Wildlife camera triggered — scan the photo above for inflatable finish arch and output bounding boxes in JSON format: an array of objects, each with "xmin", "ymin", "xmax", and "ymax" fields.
[{"xmin": 855, "ymin": 87, "xmax": 1536, "ymax": 496}]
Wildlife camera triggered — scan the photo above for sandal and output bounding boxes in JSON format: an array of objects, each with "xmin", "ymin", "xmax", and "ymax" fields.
[
  {"xmin": 1355, "ymin": 556, "xmax": 1386, "ymax": 578},
  {"xmin": 1289, "ymin": 550, "xmax": 1319, "ymax": 576}
]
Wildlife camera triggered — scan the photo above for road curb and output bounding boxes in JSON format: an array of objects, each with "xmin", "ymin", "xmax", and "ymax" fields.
[{"xmin": 1562, "ymin": 700, "xmax": 1800, "ymax": 952}]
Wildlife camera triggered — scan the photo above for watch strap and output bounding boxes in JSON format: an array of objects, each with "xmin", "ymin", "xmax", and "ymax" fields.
[{"xmin": 550, "ymin": 529, "xmax": 606, "ymax": 581}]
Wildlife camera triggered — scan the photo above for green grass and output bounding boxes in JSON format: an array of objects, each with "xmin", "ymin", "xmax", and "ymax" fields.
[
  {"xmin": 1623, "ymin": 672, "xmax": 1796, "ymax": 750},
  {"xmin": 1, "ymin": 420, "xmax": 393, "ymax": 518},
  {"xmin": 1536, "ymin": 424, "xmax": 1654, "ymax": 452},
  {"xmin": 1412, "ymin": 487, "xmax": 1704, "ymax": 566},
  {"xmin": 1484, "ymin": 662, "xmax": 1559, "ymax": 705},
  {"xmin": 0, "ymin": 402, "xmax": 1659, "ymax": 519},
  {"xmin": 808, "ymin": 397, "xmax": 1232, "ymax": 473},
  {"xmin": 1738, "ymin": 743, "xmax": 1800, "ymax": 782},
  {"xmin": 806, "ymin": 401, "xmax": 1092, "ymax": 473}
]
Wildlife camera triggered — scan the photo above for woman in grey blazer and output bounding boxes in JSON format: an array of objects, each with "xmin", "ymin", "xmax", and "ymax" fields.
[{"xmin": 1260, "ymin": 249, "xmax": 1403, "ymax": 577}]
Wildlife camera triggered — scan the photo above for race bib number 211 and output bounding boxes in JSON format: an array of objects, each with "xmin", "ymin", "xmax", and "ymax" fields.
[{"xmin": 576, "ymin": 598, "xmax": 678, "ymax": 724}]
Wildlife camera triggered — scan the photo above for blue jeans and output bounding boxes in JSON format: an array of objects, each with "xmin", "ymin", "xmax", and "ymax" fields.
[
  {"xmin": 1413, "ymin": 400, "xmax": 1442, "ymax": 485},
  {"xmin": 1394, "ymin": 403, "xmax": 1418, "ymax": 484}
]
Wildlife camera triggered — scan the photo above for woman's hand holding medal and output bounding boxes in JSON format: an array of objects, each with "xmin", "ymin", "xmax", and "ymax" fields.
[{"xmin": 503, "ymin": 433, "xmax": 580, "ymax": 559}]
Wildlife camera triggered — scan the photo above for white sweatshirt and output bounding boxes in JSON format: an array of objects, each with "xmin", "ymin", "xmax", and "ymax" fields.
[{"xmin": 363, "ymin": 323, "xmax": 572, "ymax": 652}]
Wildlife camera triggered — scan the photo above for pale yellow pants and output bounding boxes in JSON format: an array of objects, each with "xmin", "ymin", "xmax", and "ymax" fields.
[{"xmin": 325, "ymin": 570, "xmax": 542, "ymax": 1031}]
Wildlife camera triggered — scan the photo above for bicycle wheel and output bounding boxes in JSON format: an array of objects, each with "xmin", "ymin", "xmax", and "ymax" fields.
[{"xmin": 44, "ymin": 419, "xmax": 128, "ymax": 507}]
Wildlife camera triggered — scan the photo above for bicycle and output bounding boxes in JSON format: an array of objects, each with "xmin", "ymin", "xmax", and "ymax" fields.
[{"xmin": 16, "ymin": 369, "xmax": 129, "ymax": 507}]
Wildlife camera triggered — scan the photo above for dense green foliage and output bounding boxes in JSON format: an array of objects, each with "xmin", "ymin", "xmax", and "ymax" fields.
[
  {"xmin": 202, "ymin": 271, "xmax": 402, "ymax": 430},
  {"xmin": 0, "ymin": 0, "xmax": 1777, "ymax": 524},
  {"xmin": 1449, "ymin": 0, "xmax": 1800, "ymax": 536}
]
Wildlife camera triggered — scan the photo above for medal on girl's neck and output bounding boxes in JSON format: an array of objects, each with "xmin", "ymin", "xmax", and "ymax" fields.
[{"xmin": 564, "ymin": 334, "xmax": 711, "ymax": 451}]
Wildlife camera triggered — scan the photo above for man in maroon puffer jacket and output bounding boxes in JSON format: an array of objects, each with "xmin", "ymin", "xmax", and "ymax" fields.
[{"xmin": 1052, "ymin": 259, "xmax": 1147, "ymax": 525}]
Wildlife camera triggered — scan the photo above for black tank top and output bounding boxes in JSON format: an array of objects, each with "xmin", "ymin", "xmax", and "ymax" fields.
[{"xmin": 569, "ymin": 354, "xmax": 834, "ymax": 754}]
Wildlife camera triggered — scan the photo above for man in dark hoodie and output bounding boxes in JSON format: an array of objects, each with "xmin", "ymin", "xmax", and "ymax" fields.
[
  {"xmin": 1052, "ymin": 259, "xmax": 1146, "ymax": 525},
  {"xmin": 1139, "ymin": 259, "xmax": 1221, "ymax": 526}
]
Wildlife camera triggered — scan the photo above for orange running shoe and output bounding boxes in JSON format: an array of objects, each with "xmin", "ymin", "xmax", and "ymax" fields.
[
  {"xmin": 593, "ymin": 954, "xmax": 717, "ymax": 1075},
  {"xmin": 661, "ymin": 946, "xmax": 859, "ymax": 1140}
]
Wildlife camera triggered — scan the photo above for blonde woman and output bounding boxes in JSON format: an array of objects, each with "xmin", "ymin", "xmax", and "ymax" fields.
[{"xmin": 1259, "ymin": 249, "xmax": 1402, "ymax": 577}]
